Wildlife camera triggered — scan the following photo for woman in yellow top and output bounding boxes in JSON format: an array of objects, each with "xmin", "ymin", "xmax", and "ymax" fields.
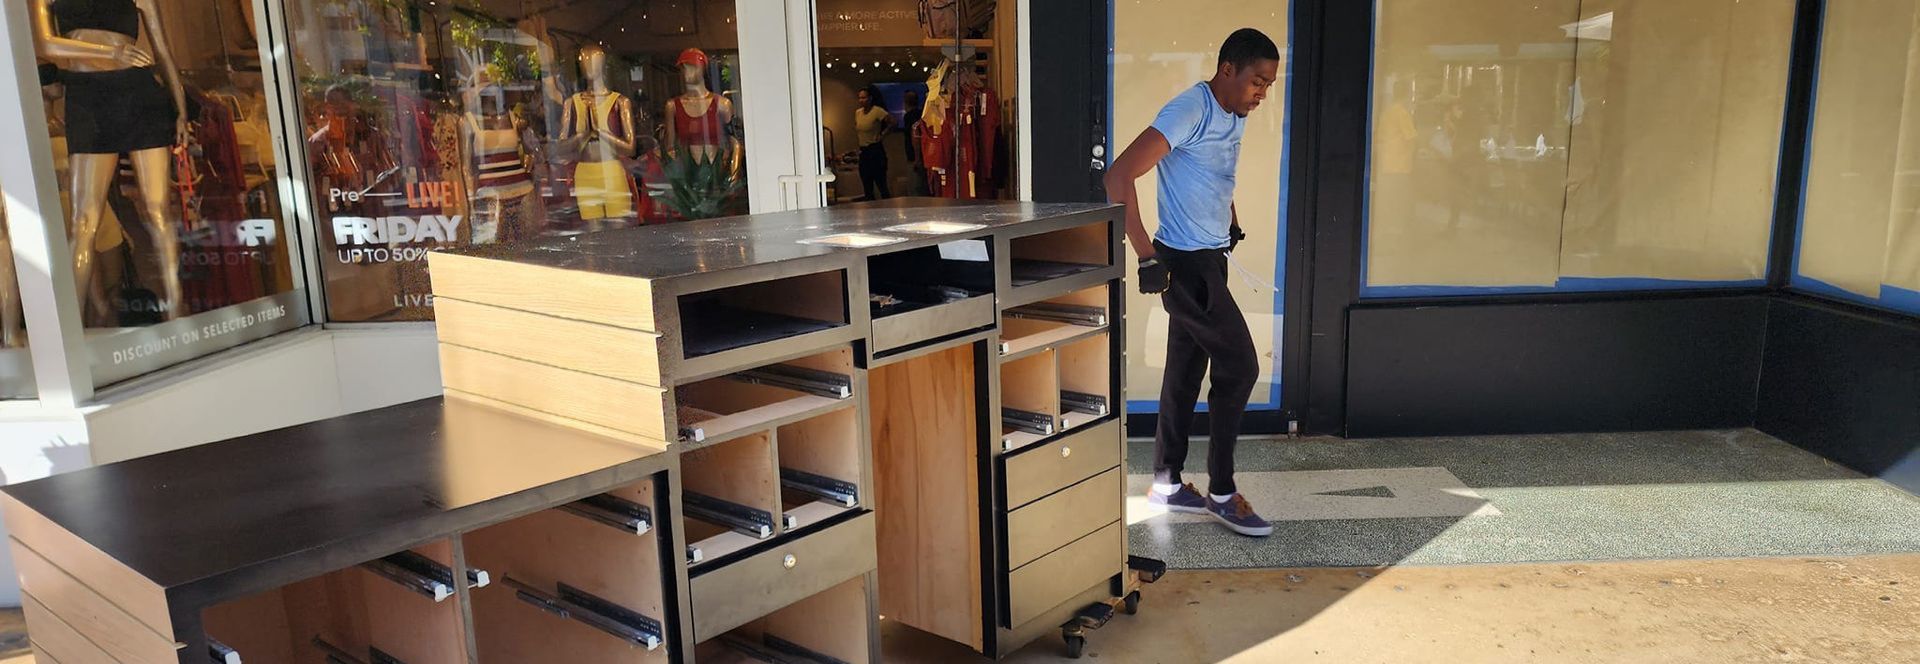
[{"xmin": 854, "ymin": 85, "xmax": 893, "ymax": 201}]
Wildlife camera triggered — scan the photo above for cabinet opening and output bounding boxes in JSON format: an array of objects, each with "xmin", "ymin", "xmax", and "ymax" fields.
[
  {"xmin": 679, "ymin": 270, "xmax": 848, "ymax": 358},
  {"xmin": 1008, "ymin": 222, "xmax": 1111, "ymax": 287},
  {"xmin": 200, "ymin": 540, "xmax": 471, "ymax": 664},
  {"xmin": 776, "ymin": 406, "xmax": 863, "ymax": 531},
  {"xmin": 694, "ymin": 575, "xmax": 872, "ymax": 664},
  {"xmin": 465, "ymin": 478, "xmax": 669, "ymax": 663},
  {"xmin": 999, "ymin": 284, "xmax": 1110, "ymax": 358},
  {"xmin": 867, "ymin": 240, "xmax": 996, "ymax": 319},
  {"xmin": 674, "ymin": 348, "xmax": 855, "ymax": 445},
  {"xmin": 1057, "ymin": 333, "xmax": 1113, "ymax": 430},
  {"xmin": 1000, "ymin": 350, "xmax": 1061, "ymax": 452},
  {"xmin": 683, "ymin": 431, "xmax": 781, "ymax": 565}
]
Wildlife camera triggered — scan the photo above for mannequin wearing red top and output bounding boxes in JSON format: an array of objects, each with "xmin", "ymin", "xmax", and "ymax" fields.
[
  {"xmin": 665, "ymin": 48, "xmax": 736, "ymax": 172},
  {"xmin": 917, "ymin": 59, "xmax": 1001, "ymax": 199}
]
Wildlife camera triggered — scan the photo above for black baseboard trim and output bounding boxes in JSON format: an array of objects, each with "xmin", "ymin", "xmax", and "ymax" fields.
[{"xmin": 1758, "ymin": 295, "xmax": 1920, "ymax": 494}]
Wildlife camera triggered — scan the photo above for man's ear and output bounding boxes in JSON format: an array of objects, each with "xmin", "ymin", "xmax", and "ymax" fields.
[{"xmin": 1218, "ymin": 60, "xmax": 1237, "ymax": 80}]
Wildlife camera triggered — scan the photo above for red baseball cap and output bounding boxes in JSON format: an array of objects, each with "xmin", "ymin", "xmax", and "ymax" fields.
[{"xmin": 676, "ymin": 48, "xmax": 709, "ymax": 69}]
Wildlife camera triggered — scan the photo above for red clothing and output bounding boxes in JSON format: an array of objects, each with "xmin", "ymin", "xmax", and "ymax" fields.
[
  {"xmin": 917, "ymin": 83, "xmax": 1001, "ymax": 198},
  {"xmin": 670, "ymin": 94, "xmax": 727, "ymax": 148}
]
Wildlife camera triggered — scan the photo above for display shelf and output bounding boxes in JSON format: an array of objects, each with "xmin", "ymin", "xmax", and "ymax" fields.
[
  {"xmin": 777, "ymin": 407, "xmax": 865, "ymax": 531},
  {"xmin": 679, "ymin": 270, "xmax": 851, "ymax": 359},
  {"xmin": 869, "ymin": 241, "xmax": 998, "ymax": 352},
  {"xmin": 999, "ymin": 284, "xmax": 1110, "ymax": 359},
  {"xmin": 683, "ymin": 432, "xmax": 781, "ymax": 566},
  {"xmin": 675, "ymin": 348, "xmax": 856, "ymax": 447},
  {"xmin": 1057, "ymin": 333, "xmax": 1113, "ymax": 431}
]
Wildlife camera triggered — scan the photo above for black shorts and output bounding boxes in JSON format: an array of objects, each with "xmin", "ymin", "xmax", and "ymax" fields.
[{"xmin": 62, "ymin": 67, "xmax": 176, "ymax": 155}]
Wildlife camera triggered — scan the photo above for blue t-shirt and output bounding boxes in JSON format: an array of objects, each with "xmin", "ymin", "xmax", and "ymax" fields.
[{"xmin": 1150, "ymin": 83, "xmax": 1245, "ymax": 251}]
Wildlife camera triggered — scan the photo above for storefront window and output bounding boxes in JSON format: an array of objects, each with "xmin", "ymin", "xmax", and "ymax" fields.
[
  {"xmin": 1, "ymin": 198, "xmax": 31, "ymax": 399},
  {"xmin": 284, "ymin": 0, "xmax": 748, "ymax": 322},
  {"xmin": 1112, "ymin": 3, "xmax": 1289, "ymax": 414},
  {"xmin": 31, "ymin": 0, "xmax": 309, "ymax": 389},
  {"xmin": 1795, "ymin": 0, "xmax": 1920, "ymax": 316},
  {"xmin": 1364, "ymin": 0, "xmax": 1795, "ymax": 295},
  {"xmin": 816, "ymin": 0, "xmax": 1017, "ymax": 204}
]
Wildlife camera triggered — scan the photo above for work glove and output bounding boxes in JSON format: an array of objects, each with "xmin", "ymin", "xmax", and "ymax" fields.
[
  {"xmin": 1138, "ymin": 257, "xmax": 1170, "ymax": 295},
  {"xmin": 1229, "ymin": 223, "xmax": 1246, "ymax": 253}
]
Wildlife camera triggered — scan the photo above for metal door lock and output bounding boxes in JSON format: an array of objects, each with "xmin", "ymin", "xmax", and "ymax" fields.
[
  {"xmin": 1061, "ymin": 446, "xmax": 1073, "ymax": 458},
  {"xmin": 783, "ymin": 554, "xmax": 797, "ymax": 569}
]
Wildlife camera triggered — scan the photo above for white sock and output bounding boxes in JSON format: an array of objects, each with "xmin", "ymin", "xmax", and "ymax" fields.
[
  {"xmin": 1151, "ymin": 483, "xmax": 1179, "ymax": 496},
  {"xmin": 1212, "ymin": 493, "xmax": 1235, "ymax": 504}
]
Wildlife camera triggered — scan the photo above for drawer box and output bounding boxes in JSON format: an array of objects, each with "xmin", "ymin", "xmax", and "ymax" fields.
[
  {"xmin": 1003, "ymin": 418, "xmax": 1120, "ymax": 509},
  {"xmin": 1006, "ymin": 522, "xmax": 1123, "ymax": 628},
  {"xmin": 691, "ymin": 512, "xmax": 877, "ymax": 642},
  {"xmin": 873, "ymin": 295, "xmax": 996, "ymax": 352},
  {"xmin": 1005, "ymin": 468, "xmax": 1122, "ymax": 570}
]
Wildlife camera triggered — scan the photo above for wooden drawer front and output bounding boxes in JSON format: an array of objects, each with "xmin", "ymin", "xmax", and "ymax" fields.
[
  {"xmin": 1006, "ymin": 522, "xmax": 1123, "ymax": 628},
  {"xmin": 1005, "ymin": 468, "xmax": 1122, "ymax": 570},
  {"xmin": 873, "ymin": 295, "xmax": 996, "ymax": 352},
  {"xmin": 1002, "ymin": 419, "xmax": 1120, "ymax": 509},
  {"xmin": 691, "ymin": 512, "xmax": 877, "ymax": 642}
]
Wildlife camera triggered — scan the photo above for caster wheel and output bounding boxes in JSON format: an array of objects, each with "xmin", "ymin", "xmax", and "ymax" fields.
[
  {"xmin": 1123, "ymin": 590, "xmax": 1141, "ymax": 615},
  {"xmin": 1065, "ymin": 634, "xmax": 1086, "ymax": 659}
]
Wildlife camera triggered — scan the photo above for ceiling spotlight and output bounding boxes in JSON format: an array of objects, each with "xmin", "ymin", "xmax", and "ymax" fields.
[
  {"xmin": 826, "ymin": 62, "xmax": 834, "ymax": 69},
  {"xmin": 873, "ymin": 61, "xmax": 880, "ymax": 67}
]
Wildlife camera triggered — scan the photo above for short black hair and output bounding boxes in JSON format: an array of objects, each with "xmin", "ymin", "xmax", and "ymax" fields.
[
  {"xmin": 1219, "ymin": 28, "xmax": 1280, "ymax": 70},
  {"xmin": 861, "ymin": 84, "xmax": 884, "ymax": 101}
]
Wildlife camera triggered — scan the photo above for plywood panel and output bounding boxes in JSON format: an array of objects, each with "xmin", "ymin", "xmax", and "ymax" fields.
[
  {"xmin": 362, "ymin": 542, "xmax": 469, "ymax": 664},
  {"xmin": 8, "ymin": 541, "xmax": 177, "ymax": 664},
  {"xmin": 868, "ymin": 345, "xmax": 983, "ymax": 649},
  {"xmin": 682, "ymin": 432, "xmax": 780, "ymax": 517},
  {"xmin": 1058, "ymin": 333, "xmax": 1112, "ymax": 400},
  {"xmin": 999, "ymin": 350, "xmax": 1059, "ymax": 418},
  {"xmin": 428, "ymin": 252, "xmax": 658, "ymax": 331},
  {"xmin": 1010, "ymin": 222, "xmax": 1111, "ymax": 267},
  {"xmin": 436, "ymin": 297, "xmax": 665, "ymax": 386},
  {"xmin": 777, "ymin": 407, "xmax": 863, "ymax": 493},
  {"xmin": 2, "ymin": 499, "xmax": 171, "ymax": 636},
  {"xmin": 439, "ymin": 344, "xmax": 671, "ymax": 441},
  {"xmin": 21, "ymin": 593, "xmax": 114, "ymax": 664},
  {"xmin": 202, "ymin": 585, "xmax": 297, "ymax": 664},
  {"xmin": 755, "ymin": 575, "xmax": 874, "ymax": 664},
  {"xmin": 466, "ymin": 488, "xmax": 668, "ymax": 664}
]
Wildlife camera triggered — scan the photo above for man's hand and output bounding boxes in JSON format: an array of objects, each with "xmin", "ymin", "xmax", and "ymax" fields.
[
  {"xmin": 1138, "ymin": 257, "xmax": 1170, "ymax": 295},
  {"xmin": 1229, "ymin": 223, "xmax": 1246, "ymax": 252}
]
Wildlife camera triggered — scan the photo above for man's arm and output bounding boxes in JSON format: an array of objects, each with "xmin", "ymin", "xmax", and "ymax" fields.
[{"xmin": 1105, "ymin": 127, "xmax": 1172, "ymax": 260}]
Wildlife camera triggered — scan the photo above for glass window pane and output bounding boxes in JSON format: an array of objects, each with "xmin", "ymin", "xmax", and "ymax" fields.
[
  {"xmin": 1, "ymin": 200, "xmax": 30, "ymax": 399},
  {"xmin": 817, "ymin": 0, "xmax": 1017, "ymax": 205},
  {"xmin": 285, "ymin": 0, "xmax": 748, "ymax": 322},
  {"xmin": 1797, "ymin": 0, "xmax": 1920, "ymax": 314},
  {"xmin": 34, "ymin": 0, "xmax": 309, "ymax": 388},
  {"xmin": 1113, "ymin": 3, "xmax": 1289, "ymax": 411},
  {"xmin": 1365, "ymin": 0, "xmax": 1794, "ymax": 294}
]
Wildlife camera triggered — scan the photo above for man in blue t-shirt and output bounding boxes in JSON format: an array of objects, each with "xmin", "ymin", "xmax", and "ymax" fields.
[{"xmin": 1104, "ymin": 28, "xmax": 1281, "ymax": 537}]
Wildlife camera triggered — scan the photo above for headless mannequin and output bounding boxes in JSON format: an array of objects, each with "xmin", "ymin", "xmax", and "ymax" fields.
[
  {"xmin": 460, "ymin": 79, "xmax": 535, "ymax": 243},
  {"xmin": 559, "ymin": 46, "xmax": 637, "ymax": 224},
  {"xmin": 665, "ymin": 54, "xmax": 733, "ymax": 165},
  {"xmin": 31, "ymin": 0, "xmax": 190, "ymax": 320}
]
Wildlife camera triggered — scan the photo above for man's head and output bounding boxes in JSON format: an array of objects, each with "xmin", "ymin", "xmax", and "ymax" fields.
[
  {"xmin": 858, "ymin": 85, "xmax": 880, "ymax": 110},
  {"xmin": 1211, "ymin": 28, "xmax": 1281, "ymax": 117}
]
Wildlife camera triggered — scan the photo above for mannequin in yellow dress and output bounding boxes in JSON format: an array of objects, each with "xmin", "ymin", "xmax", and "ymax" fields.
[{"xmin": 558, "ymin": 45, "xmax": 637, "ymax": 227}]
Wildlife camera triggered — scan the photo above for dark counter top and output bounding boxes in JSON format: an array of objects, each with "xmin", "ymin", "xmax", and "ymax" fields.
[
  {"xmin": 447, "ymin": 199, "xmax": 1116, "ymax": 282},
  {"xmin": 0, "ymin": 397, "xmax": 666, "ymax": 602}
]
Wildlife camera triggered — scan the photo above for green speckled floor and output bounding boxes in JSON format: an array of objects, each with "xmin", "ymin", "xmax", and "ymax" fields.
[{"xmin": 1128, "ymin": 430, "xmax": 1920, "ymax": 568}]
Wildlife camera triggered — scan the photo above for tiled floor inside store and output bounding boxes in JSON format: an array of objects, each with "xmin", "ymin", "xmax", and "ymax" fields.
[{"xmin": 4, "ymin": 430, "xmax": 1915, "ymax": 663}]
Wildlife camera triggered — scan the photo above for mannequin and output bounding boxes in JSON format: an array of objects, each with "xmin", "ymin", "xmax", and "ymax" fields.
[
  {"xmin": 665, "ymin": 48, "xmax": 734, "ymax": 166},
  {"xmin": 32, "ymin": 0, "xmax": 190, "ymax": 320},
  {"xmin": 559, "ymin": 45, "xmax": 637, "ymax": 224},
  {"xmin": 461, "ymin": 79, "xmax": 536, "ymax": 244}
]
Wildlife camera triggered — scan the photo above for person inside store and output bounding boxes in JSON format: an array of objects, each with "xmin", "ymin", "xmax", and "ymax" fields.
[
  {"xmin": 1103, "ymin": 28, "xmax": 1282, "ymax": 538},
  {"xmin": 854, "ymin": 84, "xmax": 893, "ymax": 201},
  {"xmin": 30, "ymin": 0, "xmax": 191, "ymax": 321}
]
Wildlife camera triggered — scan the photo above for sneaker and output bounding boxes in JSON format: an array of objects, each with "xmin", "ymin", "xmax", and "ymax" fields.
[
  {"xmin": 1208, "ymin": 494, "xmax": 1274, "ymax": 537},
  {"xmin": 1146, "ymin": 483, "xmax": 1209, "ymax": 514}
]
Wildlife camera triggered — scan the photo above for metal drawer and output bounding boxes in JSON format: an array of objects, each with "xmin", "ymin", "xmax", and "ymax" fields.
[
  {"xmin": 872, "ymin": 295, "xmax": 996, "ymax": 352},
  {"xmin": 1005, "ymin": 521, "xmax": 1123, "ymax": 628},
  {"xmin": 1005, "ymin": 468, "xmax": 1123, "ymax": 570},
  {"xmin": 1002, "ymin": 419, "xmax": 1120, "ymax": 509},
  {"xmin": 690, "ymin": 512, "xmax": 876, "ymax": 642}
]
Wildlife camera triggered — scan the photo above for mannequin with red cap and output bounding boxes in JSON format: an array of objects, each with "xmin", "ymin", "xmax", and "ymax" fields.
[
  {"xmin": 559, "ymin": 44, "xmax": 637, "ymax": 224},
  {"xmin": 665, "ymin": 48, "xmax": 733, "ymax": 165}
]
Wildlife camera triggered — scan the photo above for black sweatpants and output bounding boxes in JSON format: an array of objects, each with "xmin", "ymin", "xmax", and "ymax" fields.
[
  {"xmin": 1152, "ymin": 241, "xmax": 1259, "ymax": 496},
  {"xmin": 859, "ymin": 143, "xmax": 891, "ymax": 200}
]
